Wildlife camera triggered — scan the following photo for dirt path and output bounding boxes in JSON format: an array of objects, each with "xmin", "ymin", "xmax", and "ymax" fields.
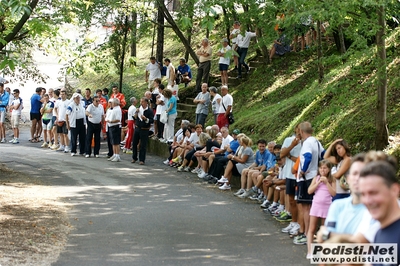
[{"xmin": 0, "ymin": 164, "xmax": 71, "ymax": 266}]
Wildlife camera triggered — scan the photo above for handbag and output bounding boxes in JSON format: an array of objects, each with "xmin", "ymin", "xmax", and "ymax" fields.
[
  {"xmin": 339, "ymin": 175, "xmax": 350, "ymax": 191},
  {"xmin": 160, "ymin": 111, "xmax": 168, "ymax": 124},
  {"xmin": 57, "ymin": 121, "xmax": 65, "ymax": 127},
  {"xmin": 222, "ymin": 100, "xmax": 234, "ymax": 124}
]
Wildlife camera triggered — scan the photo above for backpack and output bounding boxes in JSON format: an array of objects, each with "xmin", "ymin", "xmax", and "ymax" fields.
[{"xmin": 175, "ymin": 69, "xmax": 182, "ymax": 85}]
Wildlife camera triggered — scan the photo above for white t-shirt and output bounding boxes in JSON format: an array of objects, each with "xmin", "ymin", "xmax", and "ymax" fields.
[
  {"xmin": 11, "ymin": 98, "xmax": 23, "ymax": 115},
  {"xmin": 237, "ymin": 31, "xmax": 257, "ymax": 48},
  {"xmin": 282, "ymin": 136, "xmax": 301, "ymax": 180},
  {"xmin": 155, "ymin": 94, "xmax": 166, "ymax": 114},
  {"xmin": 146, "ymin": 62, "xmax": 161, "ymax": 80},
  {"xmin": 127, "ymin": 105, "xmax": 137, "ymax": 121},
  {"xmin": 106, "ymin": 105, "xmax": 122, "ymax": 128},
  {"xmin": 218, "ymin": 45, "xmax": 231, "ymax": 65},
  {"xmin": 231, "ymin": 29, "xmax": 240, "ymax": 44},
  {"xmin": 212, "ymin": 94, "xmax": 222, "ymax": 115},
  {"xmin": 298, "ymin": 136, "xmax": 324, "ymax": 180},
  {"xmin": 55, "ymin": 99, "xmax": 71, "ymax": 122},
  {"xmin": 218, "ymin": 94, "xmax": 233, "ymax": 114},
  {"xmin": 189, "ymin": 132, "xmax": 200, "ymax": 147},
  {"xmin": 50, "ymin": 97, "xmax": 58, "ymax": 116},
  {"xmin": 86, "ymin": 103, "xmax": 104, "ymax": 124},
  {"xmin": 221, "ymin": 135, "xmax": 234, "ymax": 150}
]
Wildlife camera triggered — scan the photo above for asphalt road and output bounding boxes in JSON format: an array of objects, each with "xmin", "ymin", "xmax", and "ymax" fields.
[{"xmin": 0, "ymin": 129, "xmax": 310, "ymax": 266}]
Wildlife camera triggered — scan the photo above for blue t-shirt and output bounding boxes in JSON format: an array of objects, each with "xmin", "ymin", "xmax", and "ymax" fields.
[
  {"xmin": 30, "ymin": 94, "xmax": 42, "ymax": 114},
  {"xmin": 177, "ymin": 64, "xmax": 192, "ymax": 78},
  {"xmin": 255, "ymin": 150, "xmax": 268, "ymax": 167},
  {"xmin": 264, "ymin": 151, "xmax": 276, "ymax": 170},
  {"xmin": 325, "ymin": 196, "xmax": 366, "ymax": 234},
  {"xmin": 166, "ymin": 96, "xmax": 177, "ymax": 115},
  {"xmin": 0, "ymin": 91, "xmax": 9, "ymax": 111},
  {"xmin": 225, "ymin": 139, "xmax": 239, "ymax": 157},
  {"xmin": 373, "ymin": 218, "xmax": 400, "ymax": 266}
]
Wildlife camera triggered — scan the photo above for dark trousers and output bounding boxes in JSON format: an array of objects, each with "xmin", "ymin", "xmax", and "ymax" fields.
[
  {"xmin": 85, "ymin": 121, "xmax": 101, "ymax": 156},
  {"xmin": 209, "ymin": 156, "xmax": 229, "ymax": 177},
  {"xmin": 195, "ymin": 61, "xmax": 211, "ymax": 92},
  {"xmin": 156, "ymin": 114, "xmax": 165, "ymax": 139},
  {"xmin": 195, "ymin": 113, "xmax": 207, "ymax": 129},
  {"xmin": 70, "ymin": 118, "xmax": 86, "ymax": 154},
  {"xmin": 132, "ymin": 128, "xmax": 149, "ymax": 162},
  {"xmin": 237, "ymin": 47, "xmax": 249, "ymax": 77},
  {"xmin": 107, "ymin": 130, "xmax": 113, "ymax": 157}
]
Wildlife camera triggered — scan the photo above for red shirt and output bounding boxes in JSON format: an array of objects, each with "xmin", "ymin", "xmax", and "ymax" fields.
[{"xmin": 111, "ymin": 93, "xmax": 126, "ymax": 108}]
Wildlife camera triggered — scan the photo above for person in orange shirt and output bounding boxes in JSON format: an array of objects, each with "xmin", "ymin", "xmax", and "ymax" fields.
[
  {"xmin": 95, "ymin": 89, "xmax": 107, "ymax": 111},
  {"xmin": 110, "ymin": 85, "xmax": 126, "ymax": 108}
]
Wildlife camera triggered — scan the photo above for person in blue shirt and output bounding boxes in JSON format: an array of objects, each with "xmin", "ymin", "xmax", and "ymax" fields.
[
  {"xmin": 0, "ymin": 82, "xmax": 10, "ymax": 142},
  {"xmin": 177, "ymin": 58, "xmax": 192, "ymax": 87},
  {"xmin": 30, "ymin": 87, "xmax": 43, "ymax": 142}
]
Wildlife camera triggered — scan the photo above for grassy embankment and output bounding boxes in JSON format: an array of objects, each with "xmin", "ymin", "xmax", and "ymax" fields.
[{"xmin": 78, "ymin": 24, "xmax": 400, "ymax": 158}]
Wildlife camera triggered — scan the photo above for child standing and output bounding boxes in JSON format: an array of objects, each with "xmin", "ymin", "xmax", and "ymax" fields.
[{"xmin": 306, "ymin": 160, "xmax": 336, "ymax": 259}]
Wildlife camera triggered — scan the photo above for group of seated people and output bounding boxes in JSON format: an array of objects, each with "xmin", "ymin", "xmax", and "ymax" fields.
[{"xmin": 161, "ymin": 120, "xmax": 400, "ymax": 262}]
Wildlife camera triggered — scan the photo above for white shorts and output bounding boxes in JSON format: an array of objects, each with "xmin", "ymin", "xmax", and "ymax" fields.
[
  {"xmin": 42, "ymin": 119, "xmax": 53, "ymax": 130},
  {"xmin": 11, "ymin": 115, "xmax": 20, "ymax": 128},
  {"xmin": 0, "ymin": 110, "xmax": 5, "ymax": 123}
]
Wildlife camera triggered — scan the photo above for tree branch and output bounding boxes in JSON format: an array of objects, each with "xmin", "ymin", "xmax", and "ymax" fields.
[{"xmin": 0, "ymin": 0, "xmax": 39, "ymax": 51}]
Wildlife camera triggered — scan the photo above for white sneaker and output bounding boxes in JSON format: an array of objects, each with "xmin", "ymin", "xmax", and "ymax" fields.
[
  {"xmin": 191, "ymin": 168, "xmax": 200, "ymax": 174},
  {"xmin": 57, "ymin": 145, "xmax": 65, "ymax": 151},
  {"xmin": 260, "ymin": 199, "xmax": 271, "ymax": 208},
  {"xmin": 163, "ymin": 159, "xmax": 170, "ymax": 165},
  {"xmin": 111, "ymin": 156, "xmax": 121, "ymax": 162},
  {"xmin": 198, "ymin": 170, "xmax": 207, "ymax": 179},
  {"xmin": 281, "ymin": 223, "xmax": 295, "ymax": 233},
  {"xmin": 71, "ymin": 153, "xmax": 76, "ymax": 157},
  {"xmin": 107, "ymin": 154, "xmax": 116, "ymax": 161},
  {"xmin": 64, "ymin": 147, "xmax": 70, "ymax": 153},
  {"xmin": 41, "ymin": 142, "xmax": 49, "ymax": 148},
  {"xmin": 85, "ymin": 154, "xmax": 90, "ymax": 158},
  {"xmin": 219, "ymin": 183, "xmax": 231, "ymax": 190},
  {"xmin": 217, "ymin": 177, "xmax": 229, "ymax": 184},
  {"xmin": 289, "ymin": 223, "xmax": 300, "ymax": 235},
  {"xmin": 1, "ymin": 138, "xmax": 6, "ymax": 143},
  {"xmin": 95, "ymin": 155, "xmax": 99, "ymax": 158},
  {"xmin": 9, "ymin": 138, "xmax": 15, "ymax": 143},
  {"xmin": 234, "ymin": 188, "xmax": 245, "ymax": 196}
]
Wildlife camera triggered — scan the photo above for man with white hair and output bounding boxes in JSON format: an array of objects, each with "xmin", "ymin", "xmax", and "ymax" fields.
[
  {"xmin": 66, "ymin": 93, "xmax": 87, "ymax": 156},
  {"xmin": 106, "ymin": 98, "xmax": 122, "ymax": 162},
  {"xmin": 195, "ymin": 38, "xmax": 212, "ymax": 92}
]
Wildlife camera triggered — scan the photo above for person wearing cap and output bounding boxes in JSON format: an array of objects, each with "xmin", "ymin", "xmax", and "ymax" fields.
[
  {"xmin": 177, "ymin": 58, "xmax": 192, "ymax": 86},
  {"xmin": 217, "ymin": 85, "xmax": 233, "ymax": 129},
  {"xmin": 217, "ymin": 38, "xmax": 231, "ymax": 86},
  {"xmin": 145, "ymin": 56, "xmax": 162, "ymax": 89},
  {"xmin": 66, "ymin": 92, "xmax": 87, "ymax": 156},
  {"xmin": 9, "ymin": 89, "xmax": 23, "ymax": 144},
  {"xmin": 236, "ymin": 25, "xmax": 257, "ymax": 78},
  {"xmin": 209, "ymin": 87, "xmax": 222, "ymax": 125},
  {"xmin": 195, "ymin": 38, "xmax": 212, "ymax": 92},
  {"xmin": 229, "ymin": 21, "xmax": 241, "ymax": 69},
  {"xmin": 29, "ymin": 87, "xmax": 42, "ymax": 143}
]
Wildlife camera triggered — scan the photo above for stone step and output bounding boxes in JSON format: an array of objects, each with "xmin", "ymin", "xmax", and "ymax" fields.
[
  {"xmin": 177, "ymin": 102, "xmax": 197, "ymax": 111},
  {"xmin": 177, "ymin": 109, "xmax": 190, "ymax": 117},
  {"xmin": 249, "ymin": 61, "xmax": 265, "ymax": 68}
]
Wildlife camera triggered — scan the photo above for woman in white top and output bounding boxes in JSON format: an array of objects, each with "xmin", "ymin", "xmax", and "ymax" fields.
[{"xmin": 209, "ymin": 87, "xmax": 222, "ymax": 125}]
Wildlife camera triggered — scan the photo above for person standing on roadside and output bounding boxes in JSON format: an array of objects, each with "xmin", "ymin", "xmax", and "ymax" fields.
[
  {"xmin": 105, "ymin": 98, "xmax": 122, "ymax": 162},
  {"xmin": 0, "ymin": 83, "xmax": 9, "ymax": 143},
  {"xmin": 9, "ymin": 89, "xmax": 23, "ymax": 144},
  {"xmin": 195, "ymin": 38, "xmax": 212, "ymax": 92},
  {"xmin": 217, "ymin": 85, "xmax": 233, "ymax": 129},
  {"xmin": 66, "ymin": 93, "xmax": 86, "ymax": 156},
  {"xmin": 29, "ymin": 87, "xmax": 42, "ymax": 143},
  {"xmin": 85, "ymin": 95, "xmax": 105, "ymax": 158}
]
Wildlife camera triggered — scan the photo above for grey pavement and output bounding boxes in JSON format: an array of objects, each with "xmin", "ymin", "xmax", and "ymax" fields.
[{"xmin": 0, "ymin": 128, "xmax": 310, "ymax": 266}]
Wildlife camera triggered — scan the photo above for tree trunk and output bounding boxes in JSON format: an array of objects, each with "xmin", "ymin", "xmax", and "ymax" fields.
[
  {"xmin": 119, "ymin": 15, "xmax": 129, "ymax": 94},
  {"xmin": 130, "ymin": 12, "xmax": 137, "ymax": 66},
  {"xmin": 375, "ymin": 5, "xmax": 389, "ymax": 150},
  {"xmin": 156, "ymin": 5, "xmax": 164, "ymax": 64},
  {"xmin": 0, "ymin": 0, "xmax": 39, "ymax": 51},
  {"xmin": 184, "ymin": 0, "xmax": 195, "ymax": 62},
  {"xmin": 338, "ymin": 24, "xmax": 346, "ymax": 55},
  {"xmin": 317, "ymin": 20, "xmax": 324, "ymax": 83},
  {"xmin": 158, "ymin": 0, "xmax": 199, "ymax": 65}
]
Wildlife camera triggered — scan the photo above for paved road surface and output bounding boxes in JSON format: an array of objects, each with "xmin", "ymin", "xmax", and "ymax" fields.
[{"xmin": 0, "ymin": 129, "xmax": 310, "ymax": 266}]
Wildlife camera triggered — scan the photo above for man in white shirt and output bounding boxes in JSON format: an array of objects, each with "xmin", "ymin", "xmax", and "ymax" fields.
[
  {"xmin": 66, "ymin": 93, "xmax": 87, "ymax": 156},
  {"xmin": 217, "ymin": 85, "xmax": 233, "ymax": 129},
  {"xmin": 9, "ymin": 89, "xmax": 23, "ymax": 144},
  {"xmin": 145, "ymin": 56, "xmax": 161, "ymax": 89},
  {"xmin": 106, "ymin": 98, "xmax": 122, "ymax": 162},
  {"xmin": 54, "ymin": 89, "xmax": 70, "ymax": 152},
  {"xmin": 85, "ymin": 95, "xmax": 105, "ymax": 158},
  {"xmin": 164, "ymin": 58, "xmax": 175, "ymax": 87},
  {"xmin": 155, "ymin": 84, "xmax": 166, "ymax": 140},
  {"xmin": 236, "ymin": 26, "xmax": 257, "ymax": 79}
]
